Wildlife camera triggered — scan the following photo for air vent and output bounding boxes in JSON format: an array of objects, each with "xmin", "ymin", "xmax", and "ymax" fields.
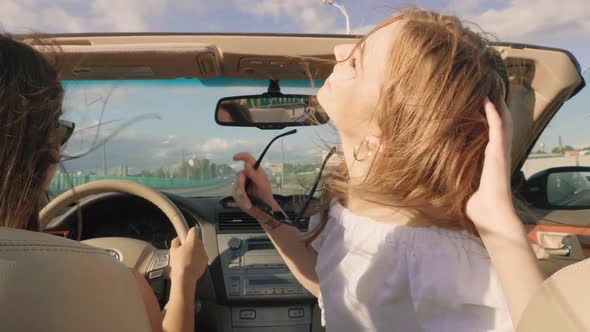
[
  {"xmin": 217, "ymin": 211, "xmax": 309, "ymax": 233},
  {"xmin": 218, "ymin": 212, "xmax": 259, "ymax": 232}
]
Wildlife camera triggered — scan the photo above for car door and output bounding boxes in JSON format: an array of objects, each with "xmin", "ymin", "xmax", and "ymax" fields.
[{"xmin": 509, "ymin": 54, "xmax": 588, "ymax": 277}]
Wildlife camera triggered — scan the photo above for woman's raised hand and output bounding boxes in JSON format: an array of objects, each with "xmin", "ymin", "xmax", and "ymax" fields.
[
  {"xmin": 232, "ymin": 152, "xmax": 279, "ymax": 217},
  {"xmin": 466, "ymin": 97, "xmax": 515, "ymax": 230}
]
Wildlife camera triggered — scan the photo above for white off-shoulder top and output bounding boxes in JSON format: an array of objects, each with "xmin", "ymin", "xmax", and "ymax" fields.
[{"xmin": 309, "ymin": 202, "xmax": 513, "ymax": 332}]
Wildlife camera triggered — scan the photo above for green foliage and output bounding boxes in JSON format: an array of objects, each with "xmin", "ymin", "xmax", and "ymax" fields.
[{"xmin": 551, "ymin": 145, "xmax": 575, "ymax": 153}]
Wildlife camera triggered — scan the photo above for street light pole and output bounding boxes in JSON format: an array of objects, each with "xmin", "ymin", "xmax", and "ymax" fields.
[
  {"xmin": 321, "ymin": 0, "xmax": 350, "ymax": 34},
  {"xmin": 281, "ymin": 137, "xmax": 285, "ymax": 194},
  {"xmin": 102, "ymin": 144, "xmax": 107, "ymax": 176}
]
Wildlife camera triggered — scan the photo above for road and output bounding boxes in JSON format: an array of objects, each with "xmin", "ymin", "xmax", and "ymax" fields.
[
  {"xmin": 162, "ymin": 180, "xmax": 306, "ymax": 197},
  {"xmin": 163, "ymin": 180, "xmax": 234, "ymax": 197}
]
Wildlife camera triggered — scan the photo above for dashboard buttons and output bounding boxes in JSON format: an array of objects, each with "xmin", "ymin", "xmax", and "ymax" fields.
[
  {"xmin": 288, "ymin": 308, "xmax": 305, "ymax": 319},
  {"xmin": 148, "ymin": 270, "xmax": 164, "ymax": 279},
  {"xmin": 239, "ymin": 309, "xmax": 256, "ymax": 320},
  {"xmin": 229, "ymin": 277, "xmax": 241, "ymax": 296},
  {"xmin": 150, "ymin": 251, "xmax": 170, "ymax": 271},
  {"xmin": 228, "ymin": 238, "xmax": 242, "ymax": 250}
]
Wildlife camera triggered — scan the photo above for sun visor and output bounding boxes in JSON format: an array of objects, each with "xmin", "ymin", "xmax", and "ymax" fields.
[{"xmin": 33, "ymin": 43, "xmax": 222, "ymax": 80}]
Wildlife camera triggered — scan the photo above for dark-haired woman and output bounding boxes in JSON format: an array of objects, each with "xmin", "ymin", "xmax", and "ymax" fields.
[{"xmin": 0, "ymin": 34, "xmax": 208, "ymax": 332}]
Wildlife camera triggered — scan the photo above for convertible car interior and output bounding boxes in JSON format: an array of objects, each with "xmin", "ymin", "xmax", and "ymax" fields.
[{"xmin": 0, "ymin": 33, "xmax": 586, "ymax": 332}]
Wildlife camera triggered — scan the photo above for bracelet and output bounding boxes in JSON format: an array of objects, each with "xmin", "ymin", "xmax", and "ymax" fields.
[{"xmin": 261, "ymin": 215, "xmax": 282, "ymax": 231}]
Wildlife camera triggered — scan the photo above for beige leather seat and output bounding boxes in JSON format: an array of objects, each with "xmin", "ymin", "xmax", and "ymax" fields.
[
  {"xmin": 517, "ymin": 258, "xmax": 590, "ymax": 332},
  {"xmin": 0, "ymin": 227, "xmax": 151, "ymax": 332}
]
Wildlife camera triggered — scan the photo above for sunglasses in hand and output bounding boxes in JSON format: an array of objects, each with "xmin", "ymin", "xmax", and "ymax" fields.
[{"xmin": 245, "ymin": 129, "xmax": 336, "ymax": 228}]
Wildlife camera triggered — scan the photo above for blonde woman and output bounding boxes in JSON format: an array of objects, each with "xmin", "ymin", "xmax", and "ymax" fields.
[{"xmin": 233, "ymin": 9, "xmax": 542, "ymax": 332}]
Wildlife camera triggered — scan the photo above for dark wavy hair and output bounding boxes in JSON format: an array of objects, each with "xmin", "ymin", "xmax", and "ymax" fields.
[{"xmin": 0, "ymin": 34, "xmax": 63, "ymax": 231}]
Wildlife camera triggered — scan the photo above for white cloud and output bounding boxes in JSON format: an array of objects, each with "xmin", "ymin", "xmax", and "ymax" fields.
[
  {"xmin": 62, "ymin": 126, "xmax": 329, "ymax": 172},
  {"xmin": 463, "ymin": 0, "xmax": 590, "ymax": 42},
  {"xmin": 300, "ymin": 6, "xmax": 337, "ymax": 33},
  {"xmin": 146, "ymin": 136, "xmax": 262, "ymax": 164},
  {"xmin": 232, "ymin": 0, "xmax": 339, "ymax": 33},
  {"xmin": 351, "ymin": 23, "xmax": 375, "ymax": 35},
  {"xmin": 40, "ymin": 7, "xmax": 86, "ymax": 33},
  {"xmin": 235, "ymin": 0, "xmax": 281, "ymax": 19},
  {"xmin": 0, "ymin": 0, "xmax": 206, "ymax": 33},
  {"xmin": 89, "ymin": 0, "xmax": 166, "ymax": 31},
  {"xmin": 450, "ymin": 0, "xmax": 484, "ymax": 14},
  {"xmin": 197, "ymin": 138, "xmax": 252, "ymax": 154},
  {"xmin": 0, "ymin": 0, "xmax": 37, "ymax": 32}
]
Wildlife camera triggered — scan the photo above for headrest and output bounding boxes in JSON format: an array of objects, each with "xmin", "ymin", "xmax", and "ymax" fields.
[{"xmin": 0, "ymin": 227, "xmax": 151, "ymax": 332}]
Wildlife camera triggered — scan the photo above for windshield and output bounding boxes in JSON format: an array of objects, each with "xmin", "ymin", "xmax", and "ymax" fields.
[{"xmin": 51, "ymin": 78, "xmax": 335, "ymax": 198}]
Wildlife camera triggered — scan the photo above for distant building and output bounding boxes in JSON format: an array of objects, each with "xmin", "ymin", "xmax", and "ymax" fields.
[
  {"xmin": 270, "ymin": 164, "xmax": 283, "ymax": 174},
  {"xmin": 114, "ymin": 165, "xmax": 128, "ymax": 177},
  {"xmin": 127, "ymin": 167, "xmax": 141, "ymax": 176}
]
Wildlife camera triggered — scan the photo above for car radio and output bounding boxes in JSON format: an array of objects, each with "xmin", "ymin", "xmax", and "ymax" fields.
[{"xmin": 217, "ymin": 233, "xmax": 314, "ymax": 300}]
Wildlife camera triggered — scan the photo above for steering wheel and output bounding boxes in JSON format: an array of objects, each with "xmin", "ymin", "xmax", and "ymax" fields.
[{"xmin": 39, "ymin": 179, "xmax": 190, "ymax": 280}]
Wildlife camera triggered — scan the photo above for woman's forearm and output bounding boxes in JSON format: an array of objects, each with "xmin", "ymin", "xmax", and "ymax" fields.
[
  {"xmin": 478, "ymin": 211, "xmax": 543, "ymax": 326},
  {"xmin": 162, "ymin": 275, "xmax": 197, "ymax": 332}
]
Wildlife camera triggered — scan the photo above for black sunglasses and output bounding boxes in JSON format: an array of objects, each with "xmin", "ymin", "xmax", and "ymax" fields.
[
  {"xmin": 58, "ymin": 119, "xmax": 75, "ymax": 146},
  {"xmin": 247, "ymin": 129, "xmax": 336, "ymax": 228}
]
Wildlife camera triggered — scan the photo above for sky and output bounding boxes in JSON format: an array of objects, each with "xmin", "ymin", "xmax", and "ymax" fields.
[
  {"xmin": 1, "ymin": 0, "xmax": 589, "ymax": 173},
  {"xmin": 59, "ymin": 79, "xmax": 335, "ymax": 174}
]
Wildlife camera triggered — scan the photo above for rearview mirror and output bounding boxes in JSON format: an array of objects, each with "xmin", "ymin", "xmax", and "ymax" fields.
[
  {"xmin": 526, "ymin": 167, "xmax": 590, "ymax": 209},
  {"xmin": 215, "ymin": 95, "xmax": 329, "ymax": 130}
]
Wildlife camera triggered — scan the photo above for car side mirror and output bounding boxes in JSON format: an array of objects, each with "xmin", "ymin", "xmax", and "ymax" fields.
[{"xmin": 526, "ymin": 166, "xmax": 590, "ymax": 209}]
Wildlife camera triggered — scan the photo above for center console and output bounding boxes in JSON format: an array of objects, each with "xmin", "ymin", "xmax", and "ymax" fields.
[
  {"xmin": 217, "ymin": 232, "xmax": 316, "ymax": 331},
  {"xmin": 218, "ymin": 233, "xmax": 313, "ymax": 300}
]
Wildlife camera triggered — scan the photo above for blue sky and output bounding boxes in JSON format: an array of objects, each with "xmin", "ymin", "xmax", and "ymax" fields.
[
  {"xmin": 59, "ymin": 79, "xmax": 335, "ymax": 173},
  {"xmin": 1, "ymin": 0, "xmax": 589, "ymax": 173}
]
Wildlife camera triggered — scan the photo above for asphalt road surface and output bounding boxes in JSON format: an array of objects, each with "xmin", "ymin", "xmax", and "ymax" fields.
[{"xmin": 162, "ymin": 180, "xmax": 306, "ymax": 197}]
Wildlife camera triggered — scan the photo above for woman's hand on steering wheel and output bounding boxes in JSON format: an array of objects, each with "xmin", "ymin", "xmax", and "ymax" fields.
[{"xmin": 169, "ymin": 227, "xmax": 208, "ymax": 284}]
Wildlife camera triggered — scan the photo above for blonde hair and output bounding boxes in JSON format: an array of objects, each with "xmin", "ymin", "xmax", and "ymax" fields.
[{"xmin": 307, "ymin": 9, "xmax": 509, "ymax": 242}]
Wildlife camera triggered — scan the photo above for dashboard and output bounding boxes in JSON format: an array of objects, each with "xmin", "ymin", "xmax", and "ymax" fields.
[
  {"xmin": 49, "ymin": 192, "xmax": 319, "ymax": 331},
  {"xmin": 57, "ymin": 193, "xmax": 308, "ymax": 248},
  {"xmin": 71, "ymin": 194, "xmax": 181, "ymax": 249}
]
